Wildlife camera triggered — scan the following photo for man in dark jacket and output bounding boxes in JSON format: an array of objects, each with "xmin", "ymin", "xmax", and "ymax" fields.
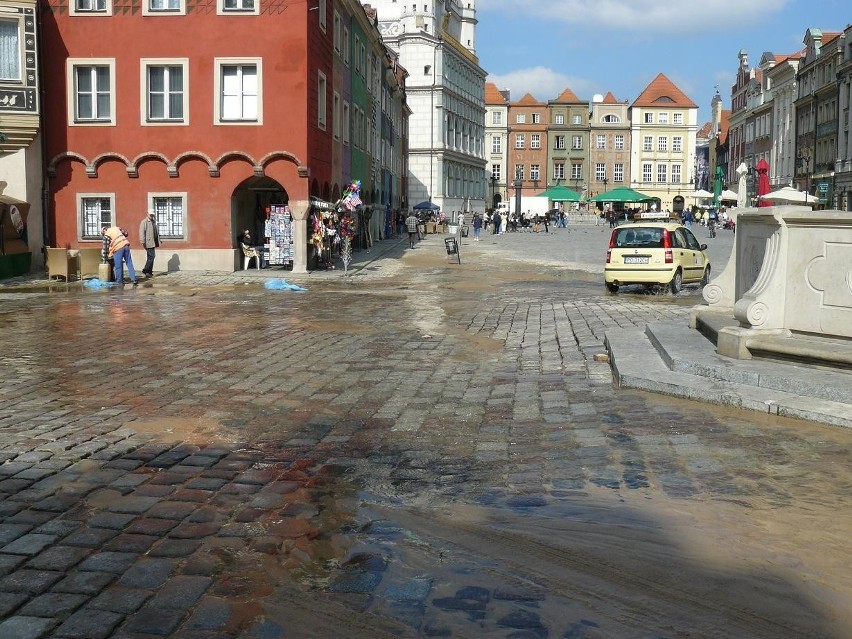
[{"xmin": 139, "ymin": 210, "xmax": 160, "ymax": 277}]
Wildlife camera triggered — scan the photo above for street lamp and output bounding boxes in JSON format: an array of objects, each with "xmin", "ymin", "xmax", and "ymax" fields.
[
  {"xmin": 796, "ymin": 151, "xmax": 811, "ymax": 194},
  {"xmin": 489, "ymin": 175, "xmax": 497, "ymax": 210},
  {"xmin": 513, "ymin": 179, "xmax": 522, "ymax": 216}
]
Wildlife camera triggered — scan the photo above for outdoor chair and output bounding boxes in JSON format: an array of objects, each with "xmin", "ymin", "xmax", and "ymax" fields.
[
  {"xmin": 240, "ymin": 243, "xmax": 261, "ymax": 270},
  {"xmin": 77, "ymin": 247, "xmax": 102, "ymax": 279}
]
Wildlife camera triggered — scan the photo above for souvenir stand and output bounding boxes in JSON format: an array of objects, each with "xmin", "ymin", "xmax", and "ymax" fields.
[{"xmin": 265, "ymin": 204, "xmax": 293, "ymax": 268}]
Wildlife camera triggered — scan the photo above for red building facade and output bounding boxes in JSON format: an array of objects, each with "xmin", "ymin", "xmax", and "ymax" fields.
[{"xmin": 39, "ymin": 0, "xmax": 369, "ymax": 272}]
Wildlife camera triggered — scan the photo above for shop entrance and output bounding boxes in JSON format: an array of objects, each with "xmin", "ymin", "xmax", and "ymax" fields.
[{"xmin": 231, "ymin": 176, "xmax": 291, "ymax": 269}]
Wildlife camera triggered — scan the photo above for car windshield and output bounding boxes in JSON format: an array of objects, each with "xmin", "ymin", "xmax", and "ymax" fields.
[{"xmin": 613, "ymin": 227, "xmax": 665, "ymax": 249}]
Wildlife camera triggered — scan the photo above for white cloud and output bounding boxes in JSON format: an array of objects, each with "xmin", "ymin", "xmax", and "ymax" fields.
[
  {"xmin": 479, "ymin": 0, "xmax": 791, "ymax": 32},
  {"xmin": 487, "ymin": 67, "xmax": 596, "ymax": 102}
]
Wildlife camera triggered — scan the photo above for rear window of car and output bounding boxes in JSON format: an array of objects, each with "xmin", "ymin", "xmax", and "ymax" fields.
[{"xmin": 613, "ymin": 227, "xmax": 664, "ymax": 248}]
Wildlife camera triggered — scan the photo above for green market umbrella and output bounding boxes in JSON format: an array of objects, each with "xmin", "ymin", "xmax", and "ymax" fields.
[
  {"xmin": 712, "ymin": 166, "xmax": 724, "ymax": 208},
  {"xmin": 587, "ymin": 186, "xmax": 654, "ymax": 203},
  {"xmin": 535, "ymin": 184, "xmax": 582, "ymax": 202}
]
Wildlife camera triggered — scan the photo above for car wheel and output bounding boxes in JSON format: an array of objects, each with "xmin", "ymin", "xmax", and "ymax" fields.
[
  {"xmin": 606, "ymin": 282, "xmax": 619, "ymax": 294},
  {"xmin": 669, "ymin": 269, "xmax": 683, "ymax": 294},
  {"xmin": 700, "ymin": 265, "xmax": 711, "ymax": 286}
]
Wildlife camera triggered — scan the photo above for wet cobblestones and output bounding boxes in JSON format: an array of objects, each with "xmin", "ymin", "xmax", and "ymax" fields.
[{"xmin": 0, "ymin": 227, "xmax": 848, "ymax": 637}]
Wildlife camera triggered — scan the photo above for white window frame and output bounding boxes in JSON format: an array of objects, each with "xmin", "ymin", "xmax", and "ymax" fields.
[
  {"xmin": 642, "ymin": 163, "xmax": 652, "ymax": 182},
  {"xmin": 515, "ymin": 133, "xmax": 525, "ymax": 149},
  {"xmin": 491, "ymin": 163, "xmax": 501, "ymax": 181},
  {"xmin": 491, "ymin": 111, "xmax": 502, "ymax": 125},
  {"xmin": 515, "ymin": 113, "xmax": 525, "ymax": 124},
  {"xmin": 570, "ymin": 163, "xmax": 582, "ymax": 180},
  {"xmin": 342, "ymin": 100, "xmax": 350, "ymax": 144},
  {"xmin": 554, "ymin": 114, "xmax": 564, "ymax": 125},
  {"xmin": 318, "ymin": 0, "xmax": 327, "ymax": 31},
  {"xmin": 553, "ymin": 163, "xmax": 565, "ymax": 180},
  {"xmin": 214, "ymin": 58, "xmax": 262, "ymax": 125},
  {"xmin": 554, "ymin": 135, "xmax": 565, "ymax": 150},
  {"xmin": 572, "ymin": 114, "xmax": 582, "ymax": 125},
  {"xmin": 67, "ymin": 58, "xmax": 116, "ymax": 126},
  {"xmin": 644, "ymin": 112, "xmax": 653, "ymax": 124},
  {"xmin": 332, "ymin": 91, "xmax": 340, "ymax": 139},
  {"xmin": 613, "ymin": 163, "xmax": 624, "ymax": 182},
  {"xmin": 530, "ymin": 164, "xmax": 540, "ymax": 181},
  {"xmin": 343, "ymin": 28, "xmax": 350, "ymax": 66},
  {"xmin": 142, "ymin": 0, "xmax": 185, "ymax": 16},
  {"xmin": 673, "ymin": 112, "xmax": 683, "ymax": 125},
  {"xmin": 595, "ymin": 163, "xmax": 606, "ymax": 181},
  {"xmin": 571, "ymin": 135, "xmax": 582, "ymax": 150},
  {"xmin": 658, "ymin": 136, "xmax": 667, "ymax": 152},
  {"xmin": 531, "ymin": 113, "xmax": 540, "ymax": 124},
  {"xmin": 614, "ymin": 134, "xmax": 624, "ymax": 150},
  {"xmin": 658, "ymin": 112, "xmax": 669, "ymax": 124},
  {"xmin": 78, "ymin": 193, "xmax": 115, "ymax": 241},
  {"xmin": 672, "ymin": 136, "xmax": 682, "ymax": 152},
  {"xmin": 643, "ymin": 135, "xmax": 653, "ymax": 151},
  {"xmin": 657, "ymin": 164, "xmax": 667, "ymax": 183},
  {"xmin": 515, "ymin": 164, "xmax": 524, "ymax": 180},
  {"xmin": 317, "ymin": 71, "xmax": 327, "ymax": 130},
  {"xmin": 217, "ymin": 0, "xmax": 257, "ymax": 14},
  {"xmin": 530, "ymin": 134, "xmax": 540, "ymax": 149},
  {"xmin": 70, "ymin": 0, "xmax": 112, "ymax": 16},
  {"xmin": 596, "ymin": 134, "xmax": 606, "ymax": 149},
  {"xmin": 491, "ymin": 136, "xmax": 501, "ymax": 153},
  {"xmin": 149, "ymin": 192, "xmax": 187, "ymax": 239},
  {"xmin": 672, "ymin": 164, "xmax": 682, "ymax": 184},
  {"xmin": 333, "ymin": 11, "xmax": 341, "ymax": 53},
  {"xmin": 140, "ymin": 58, "xmax": 189, "ymax": 126}
]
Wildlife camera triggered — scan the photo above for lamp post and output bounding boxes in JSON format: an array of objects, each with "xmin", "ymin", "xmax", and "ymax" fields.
[
  {"xmin": 489, "ymin": 175, "xmax": 497, "ymax": 210},
  {"xmin": 513, "ymin": 179, "xmax": 522, "ymax": 216},
  {"xmin": 796, "ymin": 151, "xmax": 811, "ymax": 194}
]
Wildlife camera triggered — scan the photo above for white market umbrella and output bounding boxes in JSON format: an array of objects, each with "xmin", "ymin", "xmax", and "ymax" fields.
[
  {"xmin": 688, "ymin": 189, "xmax": 714, "ymax": 199},
  {"xmin": 720, "ymin": 189, "xmax": 739, "ymax": 201},
  {"xmin": 758, "ymin": 186, "xmax": 818, "ymax": 204}
]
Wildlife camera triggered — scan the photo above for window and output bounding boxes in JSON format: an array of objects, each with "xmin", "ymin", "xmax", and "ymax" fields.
[
  {"xmin": 672, "ymin": 164, "xmax": 681, "ymax": 184},
  {"xmin": 614, "ymin": 134, "xmax": 624, "ymax": 150},
  {"xmin": 673, "ymin": 112, "xmax": 683, "ymax": 125},
  {"xmin": 318, "ymin": 0, "xmax": 327, "ymax": 31},
  {"xmin": 657, "ymin": 136, "xmax": 667, "ymax": 152},
  {"xmin": 69, "ymin": 61, "xmax": 115, "ymax": 124},
  {"xmin": 530, "ymin": 134, "xmax": 540, "ymax": 149},
  {"xmin": 531, "ymin": 113, "xmax": 540, "ymax": 124},
  {"xmin": 143, "ymin": 61, "xmax": 187, "ymax": 124},
  {"xmin": 613, "ymin": 163, "xmax": 624, "ymax": 182},
  {"xmin": 343, "ymin": 28, "xmax": 350, "ymax": 65},
  {"xmin": 71, "ymin": 0, "xmax": 109, "ymax": 14},
  {"xmin": 515, "ymin": 134, "xmax": 525, "ymax": 149},
  {"xmin": 333, "ymin": 11, "xmax": 341, "ymax": 52},
  {"xmin": 342, "ymin": 101, "xmax": 350, "ymax": 144},
  {"xmin": 554, "ymin": 114, "xmax": 564, "ymax": 125},
  {"xmin": 491, "ymin": 111, "xmax": 502, "ymax": 125},
  {"xmin": 571, "ymin": 163, "xmax": 582, "ymax": 180},
  {"xmin": 0, "ymin": 19, "xmax": 20, "ymax": 81},
  {"xmin": 333, "ymin": 91, "xmax": 340, "ymax": 139},
  {"xmin": 657, "ymin": 164, "xmax": 667, "ymax": 183},
  {"xmin": 596, "ymin": 134, "xmax": 606, "ymax": 149},
  {"xmin": 554, "ymin": 135, "xmax": 565, "ymax": 150},
  {"xmin": 150, "ymin": 194, "xmax": 185, "ymax": 239},
  {"xmin": 491, "ymin": 136, "xmax": 501, "ymax": 153},
  {"xmin": 658, "ymin": 112, "xmax": 669, "ymax": 124},
  {"xmin": 572, "ymin": 114, "xmax": 582, "ymax": 125},
  {"xmin": 602, "ymin": 114, "xmax": 620, "ymax": 123},
  {"xmin": 644, "ymin": 112, "xmax": 653, "ymax": 124},
  {"xmin": 216, "ymin": 60, "xmax": 261, "ymax": 124},
  {"xmin": 530, "ymin": 164, "xmax": 540, "ymax": 181},
  {"xmin": 220, "ymin": 0, "xmax": 255, "ymax": 12},
  {"xmin": 144, "ymin": 0, "xmax": 184, "ymax": 14},
  {"xmin": 515, "ymin": 164, "xmax": 524, "ymax": 180},
  {"xmin": 516, "ymin": 113, "xmax": 525, "ymax": 124},
  {"xmin": 571, "ymin": 135, "xmax": 582, "ymax": 150},
  {"xmin": 79, "ymin": 195, "xmax": 113, "ymax": 240},
  {"xmin": 595, "ymin": 163, "xmax": 606, "ymax": 181},
  {"xmin": 317, "ymin": 71, "xmax": 328, "ymax": 131},
  {"xmin": 643, "ymin": 136, "xmax": 653, "ymax": 151},
  {"xmin": 553, "ymin": 162, "xmax": 565, "ymax": 180},
  {"xmin": 672, "ymin": 136, "xmax": 682, "ymax": 152},
  {"xmin": 642, "ymin": 163, "xmax": 652, "ymax": 182},
  {"xmin": 491, "ymin": 164, "xmax": 501, "ymax": 181}
]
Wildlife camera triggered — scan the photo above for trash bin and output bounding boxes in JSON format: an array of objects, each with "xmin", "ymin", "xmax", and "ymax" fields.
[
  {"xmin": 448, "ymin": 224, "xmax": 458, "ymax": 235},
  {"xmin": 460, "ymin": 225, "xmax": 469, "ymax": 238}
]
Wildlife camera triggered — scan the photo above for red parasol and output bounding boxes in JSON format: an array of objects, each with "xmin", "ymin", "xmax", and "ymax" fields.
[{"xmin": 756, "ymin": 158, "xmax": 771, "ymax": 207}]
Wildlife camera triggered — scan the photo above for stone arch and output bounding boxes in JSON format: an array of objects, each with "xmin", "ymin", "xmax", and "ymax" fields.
[
  {"xmin": 173, "ymin": 151, "xmax": 217, "ymax": 177},
  {"xmin": 130, "ymin": 151, "xmax": 170, "ymax": 178},
  {"xmin": 258, "ymin": 150, "xmax": 303, "ymax": 170},
  {"xmin": 46, "ymin": 151, "xmax": 88, "ymax": 178},
  {"xmin": 89, "ymin": 152, "xmax": 132, "ymax": 177}
]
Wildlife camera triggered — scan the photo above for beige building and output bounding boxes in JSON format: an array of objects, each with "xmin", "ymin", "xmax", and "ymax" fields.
[
  {"xmin": 547, "ymin": 87, "xmax": 589, "ymax": 197},
  {"xmin": 590, "ymin": 91, "xmax": 631, "ymax": 200},
  {"xmin": 629, "ymin": 73, "xmax": 698, "ymax": 213},
  {"xmin": 484, "ymin": 82, "xmax": 509, "ymax": 209}
]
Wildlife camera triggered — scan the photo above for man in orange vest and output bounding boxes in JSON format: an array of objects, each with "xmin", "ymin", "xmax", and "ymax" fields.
[{"xmin": 101, "ymin": 226, "xmax": 138, "ymax": 286}]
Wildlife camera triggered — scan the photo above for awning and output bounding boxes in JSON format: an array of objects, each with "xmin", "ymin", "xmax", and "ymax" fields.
[{"xmin": 310, "ymin": 196, "xmax": 337, "ymax": 211}]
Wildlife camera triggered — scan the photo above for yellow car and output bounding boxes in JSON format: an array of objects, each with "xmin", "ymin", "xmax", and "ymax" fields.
[{"xmin": 604, "ymin": 222, "xmax": 710, "ymax": 294}]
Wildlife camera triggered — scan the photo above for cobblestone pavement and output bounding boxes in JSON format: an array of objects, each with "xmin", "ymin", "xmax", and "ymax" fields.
[{"xmin": 0, "ymin": 225, "xmax": 849, "ymax": 639}]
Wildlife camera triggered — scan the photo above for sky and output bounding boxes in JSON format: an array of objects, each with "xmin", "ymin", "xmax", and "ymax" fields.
[{"xmin": 477, "ymin": 0, "xmax": 851, "ymax": 125}]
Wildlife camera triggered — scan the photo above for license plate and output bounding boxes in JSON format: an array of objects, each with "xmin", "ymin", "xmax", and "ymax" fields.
[{"xmin": 623, "ymin": 256, "xmax": 649, "ymax": 264}]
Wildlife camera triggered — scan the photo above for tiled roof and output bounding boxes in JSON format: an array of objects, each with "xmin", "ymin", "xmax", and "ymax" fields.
[
  {"xmin": 513, "ymin": 92, "xmax": 545, "ymax": 106},
  {"xmin": 697, "ymin": 121, "xmax": 713, "ymax": 138},
  {"xmin": 485, "ymin": 82, "xmax": 507, "ymax": 105},
  {"xmin": 602, "ymin": 92, "xmax": 620, "ymax": 104},
  {"xmin": 720, "ymin": 110, "xmax": 731, "ymax": 143},
  {"xmin": 552, "ymin": 87, "xmax": 581, "ymax": 103},
  {"xmin": 631, "ymin": 73, "xmax": 698, "ymax": 109}
]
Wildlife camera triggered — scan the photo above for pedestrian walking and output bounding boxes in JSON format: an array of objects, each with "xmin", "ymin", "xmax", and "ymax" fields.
[
  {"xmin": 559, "ymin": 210, "xmax": 567, "ymax": 228},
  {"xmin": 139, "ymin": 209, "xmax": 160, "ymax": 277},
  {"xmin": 405, "ymin": 211, "xmax": 419, "ymax": 248},
  {"xmin": 492, "ymin": 211, "xmax": 502, "ymax": 235},
  {"xmin": 542, "ymin": 212, "xmax": 549, "ymax": 234},
  {"xmin": 396, "ymin": 211, "xmax": 406, "ymax": 237},
  {"xmin": 102, "ymin": 225, "xmax": 137, "ymax": 286},
  {"xmin": 472, "ymin": 212, "xmax": 482, "ymax": 241}
]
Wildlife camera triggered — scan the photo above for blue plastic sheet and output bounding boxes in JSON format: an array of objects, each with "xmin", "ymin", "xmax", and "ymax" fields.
[
  {"xmin": 83, "ymin": 278, "xmax": 116, "ymax": 289},
  {"xmin": 263, "ymin": 279, "xmax": 307, "ymax": 292}
]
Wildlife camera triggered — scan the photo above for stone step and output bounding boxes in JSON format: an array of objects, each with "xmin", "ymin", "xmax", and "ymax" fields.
[{"xmin": 605, "ymin": 324, "xmax": 852, "ymax": 429}]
